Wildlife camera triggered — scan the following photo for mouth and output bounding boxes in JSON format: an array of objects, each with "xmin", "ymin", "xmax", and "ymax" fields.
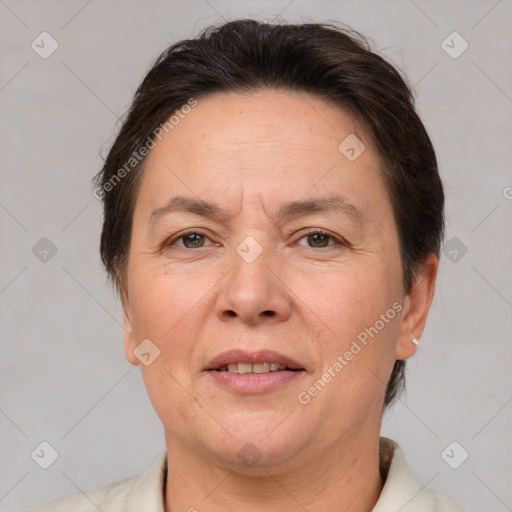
[
  {"xmin": 205, "ymin": 349, "xmax": 305, "ymax": 372},
  {"xmin": 204, "ymin": 350, "xmax": 306, "ymax": 393},
  {"xmin": 213, "ymin": 362, "xmax": 301, "ymax": 373}
]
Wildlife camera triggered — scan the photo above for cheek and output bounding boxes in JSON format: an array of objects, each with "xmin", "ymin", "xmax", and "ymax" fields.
[
  {"xmin": 128, "ymin": 260, "xmax": 206, "ymax": 334},
  {"xmin": 308, "ymin": 260, "xmax": 399, "ymax": 338},
  {"xmin": 126, "ymin": 261, "xmax": 228, "ymax": 380},
  {"xmin": 303, "ymin": 260, "xmax": 402, "ymax": 398},
  {"xmin": 127, "ymin": 267, "xmax": 212, "ymax": 428},
  {"xmin": 126, "ymin": 270, "xmax": 189, "ymax": 372}
]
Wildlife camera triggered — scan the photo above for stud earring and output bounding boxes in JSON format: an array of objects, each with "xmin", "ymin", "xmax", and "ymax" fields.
[{"xmin": 411, "ymin": 337, "xmax": 419, "ymax": 345}]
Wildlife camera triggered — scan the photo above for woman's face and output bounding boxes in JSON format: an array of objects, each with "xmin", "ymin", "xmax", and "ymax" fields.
[{"xmin": 122, "ymin": 89, "xmax": 433, "ymax": 470}]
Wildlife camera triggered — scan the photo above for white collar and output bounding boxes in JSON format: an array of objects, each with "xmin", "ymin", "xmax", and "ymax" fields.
[{"xmin": 126, "ymin": 437, "xmax": 462, "ymax": 511}]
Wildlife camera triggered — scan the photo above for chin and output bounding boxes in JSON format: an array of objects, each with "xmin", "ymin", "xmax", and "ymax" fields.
[{"xmin": 195, "ymin": 411, "xmax": 313, "ymax": 472}]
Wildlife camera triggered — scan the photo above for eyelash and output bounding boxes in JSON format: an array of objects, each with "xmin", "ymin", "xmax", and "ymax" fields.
[{"xmin": 165, "ymin": 229, "xmax": 347, "ymax": 250}]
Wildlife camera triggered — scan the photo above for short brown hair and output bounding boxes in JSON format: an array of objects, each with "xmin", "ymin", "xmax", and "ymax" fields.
[{"xmin": 94, "ymin": 19, "xmax": 445, "ymax": 407}]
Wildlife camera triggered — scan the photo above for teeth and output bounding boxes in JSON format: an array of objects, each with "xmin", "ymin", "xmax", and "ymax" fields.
[
  {"xmin": 219, "ymin": 363, "xmax": 289, "ymax": 373},
  {"xmin": 253, "ymin": 363, "xmax": 270, "ymax": 374},
  {"xmin": 237, "ymin": 363, "xmax": 253, "ymax": 374}
]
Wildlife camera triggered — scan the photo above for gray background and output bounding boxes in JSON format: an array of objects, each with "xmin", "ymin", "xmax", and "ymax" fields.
[{"xmin": 1, "ymin": 0, "xmax": 511, "ymax": 510}]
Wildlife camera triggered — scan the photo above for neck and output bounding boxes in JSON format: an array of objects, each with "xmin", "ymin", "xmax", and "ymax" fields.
[{"xmin": 163, "ymin": 430, "xmax": 384, "ymax": 512}]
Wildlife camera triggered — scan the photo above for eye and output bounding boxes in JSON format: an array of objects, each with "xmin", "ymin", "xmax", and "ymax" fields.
[
  {"xmin": 165, "ymin": 229, "xmax": 346, "ymax": 250},
  {"xmin": 296, "ymin": 230, "xmax": 345, "ymax": 249},
  {"xmin": 166, "ymin": 230, "xmax": 214, "ymax": 249}
]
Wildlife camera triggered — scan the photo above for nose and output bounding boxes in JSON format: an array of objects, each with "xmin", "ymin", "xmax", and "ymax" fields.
[{"xmin": 216, "ymin": 245, "xmax": 292, "ymax": 325}]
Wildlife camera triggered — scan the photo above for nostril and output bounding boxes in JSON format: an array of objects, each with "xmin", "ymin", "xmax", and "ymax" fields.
[{"xmin": 263, "ymin": 311, "xmax": 275, "ymax": 317}]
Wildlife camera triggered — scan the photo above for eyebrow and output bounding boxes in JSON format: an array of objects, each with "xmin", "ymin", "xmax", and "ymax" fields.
[{"xmin": 149, "ymin": 194, "xmax": 366, "ymax": 226}]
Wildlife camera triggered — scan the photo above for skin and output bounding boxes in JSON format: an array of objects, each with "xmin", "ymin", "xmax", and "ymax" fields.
[{"xmin": 121, "ymin": 89, "xmax": 438, "ymax": 512}]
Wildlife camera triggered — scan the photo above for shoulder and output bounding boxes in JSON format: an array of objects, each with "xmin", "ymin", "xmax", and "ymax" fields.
[
  {"xmin": 430, "ymin": 491, "xmax": 466, "ymax": 511},
  {"xmin": 21, "ymin": 476, "xmax": 137, "ymax": 512},
  {"xmin": 375, "ymin": 437, "xmax": 465, "ymax": 512},
  {"xmin": 22, "ymin": 452, "xmax": 167, "ymax": 512}
]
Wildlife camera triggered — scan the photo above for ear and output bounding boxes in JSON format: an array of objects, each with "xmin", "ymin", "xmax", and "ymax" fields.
[
  {"xmin": 122, "ymin": 298, "xmax": 140, "ymax": 366},
  {"xmin": 395, "ymin": 253, "xmax": 439, "ymax": 360}
]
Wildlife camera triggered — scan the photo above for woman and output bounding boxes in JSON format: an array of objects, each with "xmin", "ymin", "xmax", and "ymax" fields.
[{"xmin": 26, "ymin": 19, "xmax": 464, "ymax": 512}]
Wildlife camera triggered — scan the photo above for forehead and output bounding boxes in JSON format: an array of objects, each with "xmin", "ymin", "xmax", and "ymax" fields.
[
  {"xmin": 135, "ymin": 89, "xmax": 391, "ymax": 225},
  {"xmin": 153, "ymin": 89, "xmax": 364, "ymax": 165}
]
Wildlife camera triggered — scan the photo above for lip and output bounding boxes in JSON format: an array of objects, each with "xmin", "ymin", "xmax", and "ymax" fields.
[
  {"xmin": 204, "ymin": 349, "xmax": 304, "ymax": 371},
  {"xmin": 208, "ymin": 370, "xmax": 303, "ymax": 393},
  {"xmin": 204, "ymin": 349, "xmax": 306, "ymax": 394}
]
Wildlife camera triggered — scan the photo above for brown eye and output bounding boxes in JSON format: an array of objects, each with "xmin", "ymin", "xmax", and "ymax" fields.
[
  {"xmin": 297, "ymin": 230, "xmax": 343, "ymax": 249},
  {"xmin": 307, "ymin": 232, "xmax": 331, "ymax": 248},
  {"xmin": 182, "ymin": 232, "xmax": 205, "ymax": 248},
  {"xmin": 167, "ymin": 230, "xmax": 212, "ymax": 249}
]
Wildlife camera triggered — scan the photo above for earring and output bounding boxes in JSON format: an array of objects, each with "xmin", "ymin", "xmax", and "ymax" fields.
[{"xmin": 411, "ymin": 337, "xmax": 419, "ymax": 345}]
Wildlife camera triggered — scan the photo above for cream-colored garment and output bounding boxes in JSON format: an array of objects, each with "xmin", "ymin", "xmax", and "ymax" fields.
[{"xmin": 22, "ymin": 437, "xmax": 464, "ymax": 511}]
